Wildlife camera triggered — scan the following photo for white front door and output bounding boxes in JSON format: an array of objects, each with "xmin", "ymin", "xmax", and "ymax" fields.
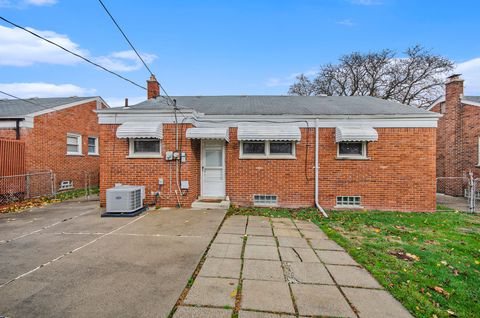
[{"xmin": 201, "ymin": 140, "xmax": 226, "ymax": 198}]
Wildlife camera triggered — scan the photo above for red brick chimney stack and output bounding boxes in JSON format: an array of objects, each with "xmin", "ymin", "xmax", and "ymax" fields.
[
  {"xmin": 445, "ymin": 74, "xmax": 464, "ymax": 105},
  {"xmin": 147, "ymin": 74, "xmax": 160, "ymax": 99}
]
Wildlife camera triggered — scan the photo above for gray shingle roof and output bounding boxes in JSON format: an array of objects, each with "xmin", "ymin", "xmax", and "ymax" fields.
[
  {"xmin": 127, "ymin": 95, "xmax": 435, "ymax": 116},
  {"xmin": 464, "ymin": 96, "xmax": 480, "ymax": 104},
  {"xmin": 0, "ymin": 97, "xmax": 95, "ymax": 118}
]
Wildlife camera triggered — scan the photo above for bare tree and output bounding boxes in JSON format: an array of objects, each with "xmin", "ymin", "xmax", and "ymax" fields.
[{"xmin": 288, "ymin": 45, "xmax": 454, "ymax": 108}]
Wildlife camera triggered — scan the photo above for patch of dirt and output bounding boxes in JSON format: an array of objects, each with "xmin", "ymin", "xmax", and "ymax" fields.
[{"xmin": 457, "ymin": 227, "xmax": 480, "ymax": 234}]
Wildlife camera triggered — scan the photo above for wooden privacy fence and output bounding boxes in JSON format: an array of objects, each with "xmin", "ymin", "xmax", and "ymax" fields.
[{"xmin": 0, "ymin": 138, "xmax": 25, "ymax": 177}]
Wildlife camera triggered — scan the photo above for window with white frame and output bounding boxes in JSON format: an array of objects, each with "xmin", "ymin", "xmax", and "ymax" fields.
[
  {"xmin": 253, "ymin": 194, "xmax": 278, "ymax": 206},
  {"xmin": 66, "ymin": 133, "xmax": 82, "ymax": 155},
  {"xmin": 88, "ymin": 137, "xmax": 99, "ymax": 155},
  {"xmin": 336, "ymin": 196, "xmax": 361, "ymax": 207},
  {"xmin": 128, "ymin": 138, "xmax": 162, "ymax": 158},
  {"xmin": 241, "ymin": 141, "xmax": 295, "ymax": 159},
  {"xmin": 337, "ymin": 141, "xmax": 367, "ymax": 159}
]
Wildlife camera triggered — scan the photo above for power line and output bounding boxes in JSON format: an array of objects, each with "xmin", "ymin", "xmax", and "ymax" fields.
[
  {"xmin": 97, "ymin": 0, "xmax": 153, "ymax": 76},
  {"xmin": 0, "ymin": 16, "xmax": 147, "ymax": 91},
  {"xmin": 0, "ymin": 90, "xmax": 55, "ymax": 111}
]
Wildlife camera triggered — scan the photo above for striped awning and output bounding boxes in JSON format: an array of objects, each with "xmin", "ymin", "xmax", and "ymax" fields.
[
  {"xmin": 116, "ymin": 122, "xmax": 163, "ymax": 139},
  {"xmin": 335, "ymin": 126, "xmax": 378, "ymax": 142},
  {"xmin": 237, "ymin": 125, "xmax": 301, "ymax": 141},
  {"xmin": 186, "ymin": 127, "xmax": 230, "ymax": 142}
]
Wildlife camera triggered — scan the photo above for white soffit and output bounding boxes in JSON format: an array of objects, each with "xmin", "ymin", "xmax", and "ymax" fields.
[
  {"xmin": 335, "ymin": 126, "xmax": 378, "ymax": 142},
  {"xmin": 237, "ymin": 125, "xmax": 301, "ymax": 141},
  {"xmin": 116, "ymin": 122, "xmax": 163, "ymax": 139},
  {"xmin": 186, "ymin": 127, "xmax": 230, "ymax": 142}
]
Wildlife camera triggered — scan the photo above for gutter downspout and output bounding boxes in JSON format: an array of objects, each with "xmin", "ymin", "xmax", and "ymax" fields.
[{"xmin": 315, "ymin": 118, "xmax": 328, "ymax": 217}]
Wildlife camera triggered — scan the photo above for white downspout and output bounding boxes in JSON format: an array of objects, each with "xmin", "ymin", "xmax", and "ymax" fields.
[{"xmin": 315, "ymin": 118, "xmax": 328, "ymax": 217}]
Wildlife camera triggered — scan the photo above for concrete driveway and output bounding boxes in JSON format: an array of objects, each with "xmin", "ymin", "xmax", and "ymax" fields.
[{"xmin": 0, "ymin": 198, "xmax": 226, "ymax": 318}]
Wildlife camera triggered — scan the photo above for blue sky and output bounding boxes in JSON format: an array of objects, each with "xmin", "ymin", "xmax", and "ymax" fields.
[{"xmin": 1, "ymin": 0, "xmax": 479, "ymax": 107}]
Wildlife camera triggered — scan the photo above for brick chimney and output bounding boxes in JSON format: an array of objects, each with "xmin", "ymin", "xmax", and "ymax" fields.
[
  {"xmin": 147, "ymin": 74, "xmax": 160, "ymax": 99},
  {"xmin": 443, "ymin": 74, "xmax": 465, "ymax": 195}
]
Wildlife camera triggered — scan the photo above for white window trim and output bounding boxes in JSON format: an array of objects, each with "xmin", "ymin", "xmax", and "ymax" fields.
[
  {"xmin": 87, "ymin": 136, "xmax": 99, "ymax": 156},
  {"xmin": 336, "ymin": 141, "xmax": 368, "ymax": 160},
  {"xmin": 66, "ymin": 133, "xmax": 82, "ymax": 156},
  {"xmin": 240, "ymin": 141, "xmax": 296, "ymax": 159},
  {"xmin": 127, "ymin": 138, "xmax": 163, "ymax": 158}
]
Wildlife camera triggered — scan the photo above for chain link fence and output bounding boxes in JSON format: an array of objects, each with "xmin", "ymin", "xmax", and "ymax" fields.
[
  {"xmin": 0, "ymin": 170, "xmax": 99, "ymax": 207},
  {"xmin": 436, "ymin": 174, "xmax": 479, "ymax": 213}
]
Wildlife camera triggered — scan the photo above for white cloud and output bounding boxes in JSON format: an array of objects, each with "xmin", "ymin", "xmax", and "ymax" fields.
[
  {"xmin": 0, "ymin": 82, "xmax": 96, "ymax": 98},
  {"xmin": 266, "ymin": 69, "xmax": 318, "ymax": 87},
  {"xmin": 0, "ymin": 0, "xmax": 57, "ymax": 7},
  {"xmin": 456, "ymin": 57, "xmax": 480, "ymax": 95},
  {"xmin": 104, "ymin": 95, "xmax": 146, "ymax": 108},
  {"xmin": 337, "ymin": 19, "xmax": 355, "ymax": 26},
  {"xmin": 0, "ymin": 25, "xmax": 157, "ymax": 71}
]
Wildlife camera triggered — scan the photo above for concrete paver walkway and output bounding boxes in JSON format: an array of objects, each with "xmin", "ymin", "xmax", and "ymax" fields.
[{"xmin": 174, "ymin": 215, "xmax": 413, "ymax": 318}]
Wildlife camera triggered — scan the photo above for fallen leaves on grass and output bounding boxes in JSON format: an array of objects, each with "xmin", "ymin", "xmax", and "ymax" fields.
[
  {"xmin": 430, "ymin": 286, "xmax": 450, "ymax": 297},
  {"xmin": 389, "ymin": 250, "xmax": 420, "ymax": 262}
]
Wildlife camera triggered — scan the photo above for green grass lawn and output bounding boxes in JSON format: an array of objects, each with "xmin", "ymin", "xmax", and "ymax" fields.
[{"xmin": 228, "ymin": 206, "xmax": 480, "ymax": 318}]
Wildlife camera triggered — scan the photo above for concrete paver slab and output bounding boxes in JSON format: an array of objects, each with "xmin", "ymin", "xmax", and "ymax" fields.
[
  {"xmin": 246, "ymin": 226, "xmax": 273, "ymax": 236},
  {"xmin": 270, "ymin": 218, "xmax": 293, "ymax": 224},
  {"xmin": 213, "ymin": 234, "xmax": 244, "ymax": 245},
  {"xmin": 248, "ymin": 216, "xmax": 269, "ymax": 222},
  {"xmin": 291, "ymin": 284, "xmax": 355, "ymax": 317},
  {"xmin": 272, "ymin": 222, "xmax": 297, "ymax": 229},
  {"xmin": 219, "ymin": 226, "xmax": 246, "ymax": 235},
  {"xmin": 284, "ymin": 262, "xmax": 334, "ymax": 284},
  {"xmin": 300, "ymin": 229, "xmax": 328, "ymax": 240},
  {"xmin": 184, "ymin": 277, "xmax": 238, "ymax": 307},
  {"xmin": 277, "ymin": 236, "xmax": 309, "ymax": 248},
  {"xmin": 293, "ymin": 220, "xmax": 320, "ymax": 230},
  {"xmin": 173, "ymin": 306, "xmax": 232, "ymax": 318},
  {"xmin": 244, "ymin": 245, "xmax": 279, "ymax": 260},
  {"xmin": 273, "ymin": 228, "xmax": 302, "ymax": 238},
  {"xmin": 279, "ymin": 247, "xmax": 320, "ymax": 263},
  {"xmin": 316, "ymin": 250, "xmax": 359, "ymax": 266},
  {"xmin": 198, "ymin": 258, "xmax": 242, "ymax": 279},
  {"xmin": 239, "ymin": 311, "xmax": 294, "ymax": 318},
  {"xmin": 246, "ymin": 235, "xmax": 276, "ymax": 246},
  {"xmin": 243, "ymin": 260, "xmax": 285, "ymax": 281},
  {"xmin": 310, "ymin": 239, "xmax": 344, "ymax": 251},
  {"xmin": 208, "ymin": 243, "xmax": 243, "ymax": 259},
  {"xmin": 342, "ymin": 287, "xmax": 413, "ymax": 318},
  {"xmin": 241, "ymin": 280, "xmax": 295, "ymax": 313},
  {"xmin": 327, "ymin": 265, "xmax": 383, "ymax": 288}
]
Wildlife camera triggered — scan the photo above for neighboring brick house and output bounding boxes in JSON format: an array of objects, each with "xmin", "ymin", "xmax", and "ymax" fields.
[
  {"xmin": 428, "ymin": 74, "xmax": 480, "ymax": 196},
  {"xmin": 0, "ymin": 97, "xmax": 108, "ymax": 190},
  {"xmin": 97, "ymin": 76, "xmax": 440, "ymax": 212}
]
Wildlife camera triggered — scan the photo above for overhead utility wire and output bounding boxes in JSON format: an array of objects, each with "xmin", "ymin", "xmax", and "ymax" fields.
[
  {"xmin": 95, "ymin": 2, "xmax": 175, "ymax": 107},
  {"xmin": 97, "ymin": 0, "xmax": 153, "ymax": 76},
  {"xmin": 0, "ymin": 16, "xmax": 147, "ymax": 91},
  {"xmin": 0, "ymin": 90, "xmax": 56, "ymax": 111}
]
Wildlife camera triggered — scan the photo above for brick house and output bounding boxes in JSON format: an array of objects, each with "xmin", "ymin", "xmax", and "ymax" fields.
[
  {"xmin": 97, "ymin": 76, "xmax": 440, "ymax": 212},
  {"xmin": 428, "ymin": 74, "xmax": 480, "ymax": 196},
  {"xmin": 0, "ymin": 96, "xmax": 108, "ymax": 190}
]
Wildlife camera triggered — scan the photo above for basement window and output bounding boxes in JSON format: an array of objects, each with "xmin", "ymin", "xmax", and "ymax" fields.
[
  {"xmin": 336, "ymin": 196, "xmax": 362, "ymax": 208},
  {"xmin": 253, "ymin": 194, "xmax": 278, "ymax": 206}
]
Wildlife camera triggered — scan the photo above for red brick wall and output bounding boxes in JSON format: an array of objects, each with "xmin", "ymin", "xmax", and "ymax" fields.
[
  {"xmin": 100, "ymin": 125, "xmax": 436, "ymax": 212},
  {"xmin": 1, "ymin": 101, "xmax": 104, "ymax": 190},
  {"xmin": 99, "ymin": 123, "xmax": 200, "ymax": 207},
  {"xmin": 431, "ymin": 80, "xmax": 480, "ymax": 196}
]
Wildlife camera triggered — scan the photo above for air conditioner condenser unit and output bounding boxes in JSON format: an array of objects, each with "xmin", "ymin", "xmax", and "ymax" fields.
[{"xmin": 105, "ymin": 185, "xmax": 145, "ymax": 214}]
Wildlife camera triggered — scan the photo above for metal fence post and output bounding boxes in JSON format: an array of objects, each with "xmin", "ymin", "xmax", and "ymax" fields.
[
  {"xmin": 50, "ymin": 170, "xmax": 54, "ymax": 197},
  {"xmin": 468, "ymin": 172, "xmax": 475, "ymax": 213},
  {"xmin": 25, "ymin": 173, "xmax": 30, "ymax": 199}
]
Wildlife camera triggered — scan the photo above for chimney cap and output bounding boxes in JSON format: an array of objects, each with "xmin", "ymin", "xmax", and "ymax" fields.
[
  {"xmin": 447, "ymin": 73, "xmax": 462, "ymax": 80},
  {"xmin": 148, "ymin": 74, "xmax": 157, "ymax": 82}
]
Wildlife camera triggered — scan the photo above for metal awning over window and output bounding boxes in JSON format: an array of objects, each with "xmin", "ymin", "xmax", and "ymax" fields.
[
  {"xmin": 186, "ymin": 127, "xmax": 230, "ymax": 142},
  {"xmin": 116, "ymin": 122, "xmax": 163, "ymax": 139},
  {"xmin": 237, "ymin": 125, "xmax": 301, "ymax": 141},
  {"xmin": 335, "ymin": 126, "xmax": 378, "ymax": 142}
]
